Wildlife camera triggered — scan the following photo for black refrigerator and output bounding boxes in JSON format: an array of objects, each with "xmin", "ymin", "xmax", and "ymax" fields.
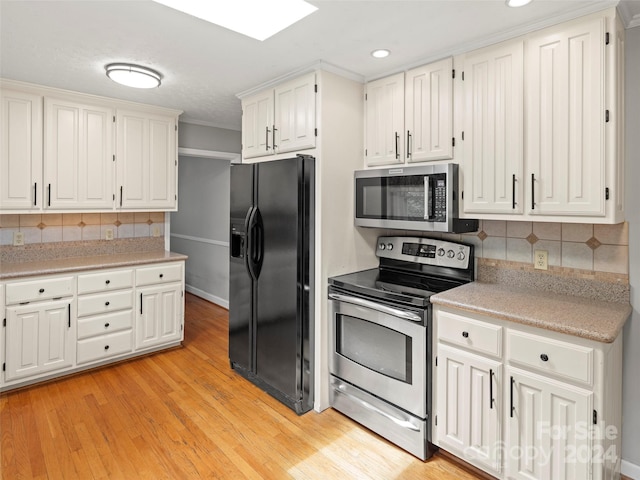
[{"xmin": 229, "ymin": 155, "xmax": 314, "ymax": 415}]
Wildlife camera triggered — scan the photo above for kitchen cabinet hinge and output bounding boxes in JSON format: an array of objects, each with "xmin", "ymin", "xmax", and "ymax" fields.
[
  {"xmin": 435, "ymin": 356, "xmax": 438, "ymax": 367},
  {"xmin": 462, "ymin": 190, "xmax": 464, "ymax": 200},
  {"xmin": 175, "ymin": 160, "xmax": 178, "ymax": 166},
  {"xmin": 452, "ymin": 137, "xmax": 455, "ymax": 147},
  {"xmin": 112, "ymin": 194, "xmax": 115, "ymax": 201},
  {"xmin": 2, "ymin": 318, "xmax": 5, "ymax": 327},
  {"xmin": 606, "ymin": 110, "xmax": 610, "ymax": 123},
  {"xmin": 365, "ymin": 93, "xmax": 368, "ymax": 101},
  {"xmin": 314, "ymin": 84, "xmax": 318, "ymax": 93},
  {"xmin": 2, "ymin": 363, "xmax": 4, "ymax": 372},
  {"xmin": 113, "ymin": 115, "xmax": 116, "ymax": 123},
  {"xmin": 314, "ymin": 128, "xmax": 318, "ymax": 137},
  {"xmin": 593, "ymin": 410, "xmax": 597, "ymax": 424},
  {"xmin": 605, "ymin": 32, "xmax": 610, "ymax": 45},
  {"xmin": 113, "ymin": 154, "xmax": 115, "ymax": 162},
  {"xmin": 365, "ymin": 149, "xmax": 368, "ymax": 156},
  {"xmin": 435, "ymin": 415, "xmax": 437, "ymax": 426},
  {"xmin": 452, "ymin": 69, "xmax": 455, "ymax": 79},
  {"xmin": 462, "ymin": 71, "xmax": 465, "ymax": 81},
  {"xmin": 175, "ymin": 194, "xmax": 177, "ymax": 200},
  {"xmin": 605, "ymin": 187, "xmax": 610, "ymax": 200},
  {"xmin": 175, "ymin": 125, "xmax": 178, "ymax": 131},
  {"xmin": 462, "ymin": 131, "xmax": 465, "ymax": 141}
]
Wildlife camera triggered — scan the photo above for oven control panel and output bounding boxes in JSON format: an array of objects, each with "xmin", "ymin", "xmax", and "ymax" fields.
[{"xmin": 376, "ymin": 236, "xmax": 472, "ymax": 269}]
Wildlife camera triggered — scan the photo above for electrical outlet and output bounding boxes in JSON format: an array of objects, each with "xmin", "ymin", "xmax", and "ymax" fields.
[
  {"xmin": 534, "ymin": 250, "xmax": 548, "ymax": 270},
  {"xmin": 13, "ymin": 231, "xmax": 24, "ymax": 246},
  {"xmin": 105, "ymin": 228, "xmax": 114, "ymax": 241},
  {"xmin": 152, "ymin": 226, "xmax": 161, "ymax": 237}
]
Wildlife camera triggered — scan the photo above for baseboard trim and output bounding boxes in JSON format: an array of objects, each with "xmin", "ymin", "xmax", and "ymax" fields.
[
  {"xmin": 622, "ymin": 459, "xmax": 640, "ymax": 480},
  {"xmin": 185, "ymin": 284, "xmax": 229, "ymax": 309}
]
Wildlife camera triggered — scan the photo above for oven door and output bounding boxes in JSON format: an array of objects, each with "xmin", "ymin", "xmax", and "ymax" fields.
[{"xmin": 328, "ymin": 290, "xmax": 427, "ymax": 418}]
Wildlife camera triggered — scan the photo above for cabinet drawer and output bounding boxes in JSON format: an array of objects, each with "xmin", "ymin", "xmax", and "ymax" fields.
[
  {"xmin": 77, "ymin": 290, "xmax": 133, "ymax": 317},
  {"xmin": 136, "ymin": 263, "xmax": 182, "ymax": 286},
  {"xmin": 77, "ymin": 269, "xmax": 134, "ymax": 294},
  {"xmin": 77, "ymin": 330, "xmax": 133, "ymax": 365},
  {"xmin": 507, "ymin": 330, "xmax": 594, "ymax": 386},
  {"xmin": 5, "ymin": 276, "xmax": 74, "ymax": 305},
  {"xmin": 437, "ymin": 310, "xmax": 502, "ymax": 357},
  {"xmin": 77, "ymin": 309, "xmax": 134, "ymax": 340}
]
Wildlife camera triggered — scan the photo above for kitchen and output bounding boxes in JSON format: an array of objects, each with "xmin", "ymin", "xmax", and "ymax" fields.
[{"xmin": 1, "ymin": 1, "xmax": 639, "ymax": 479}]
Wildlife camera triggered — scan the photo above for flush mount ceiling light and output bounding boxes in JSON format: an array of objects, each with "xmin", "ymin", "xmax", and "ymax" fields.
[
  {"xmin": 506, "ymin": 0, "xmax": 532, "ymax": 7},
  {"xmin": 105, "ymin": 63, "xmax": 162, "ymax": 89},
  {"xmin": 152, "ymin": 0, "xmax": 318, "ymax": 41},
  {"xmin": 371, "ymin": 49, "xmax": 391, "ymax": 59}
]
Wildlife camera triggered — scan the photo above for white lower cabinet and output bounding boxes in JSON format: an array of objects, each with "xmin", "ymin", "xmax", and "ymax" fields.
[
  {"xmin": 136, "ymin": 282, "xmax": 183, "ymax": 350},
  {"xmin": 433, "ymin": 305, "xmax": 623, "ymax": 480},
  {"xmin": 1, "ymin": 260, "xmax": 185, "ymax": 391},
  {"xmin": 5, "ymin": 298, "xmax": 75, "ymax": 381}
]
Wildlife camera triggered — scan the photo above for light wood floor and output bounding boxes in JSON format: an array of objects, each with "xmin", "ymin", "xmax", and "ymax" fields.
[{"xmin": 1, "ymin": 293, "xmax": 483, "ymax": 480}]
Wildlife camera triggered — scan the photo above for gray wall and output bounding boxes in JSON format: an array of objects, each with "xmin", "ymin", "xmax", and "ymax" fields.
[
  {"xmin": 623, "ymin": 24, "xmax": 640, "ymax": 472},
  {"xmin": 170, "ymin": 122, "xmax": 240, "ymax": 307}
]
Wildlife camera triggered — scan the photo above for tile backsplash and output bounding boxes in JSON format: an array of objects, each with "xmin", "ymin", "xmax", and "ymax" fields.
[
  {"xmin": 0, "ymin": 212, "xmax": 165, "ymax": 246},
  {"xmin": 408, "ymin": 220, "xmax": 629, "ymax": 276}
]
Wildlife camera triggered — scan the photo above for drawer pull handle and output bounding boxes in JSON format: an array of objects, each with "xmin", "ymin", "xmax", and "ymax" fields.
[
  {"xmin": 105, "ymin": 301, "xmax": 110, "ymax": 306},
  {"xmin": 462, "ymin": 331, "xmax": 469, "ymax": 338},
  {"xmin": 159, "ymin": 273, "xmax": 164, "ymax": 278},
  {"xmin": 104, "ymin": 323, "xmax": 110, "ymax": 328},
  {"xmin": 540, "ymin": 353, "xmax": 549, "ymax": 362},
  {"xmin": 104, "ymin": 345, "xmax": 110, "ymax": 350},
  {"xmin": 106, "ymin": 280, "xmax": 111, "ymax": 285},
  {"xmin": 39, "ymin": 288, "xmax": 45, "ymax": 293}
]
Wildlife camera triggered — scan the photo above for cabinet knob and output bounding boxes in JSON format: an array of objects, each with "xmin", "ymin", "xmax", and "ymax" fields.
[
  {"xmin": 105, "ymin": 301, "xmax": 110, "ymax": 306},
  {"xmin": 104, "ymin": 323, "xmax": 110, "ymax": 328},
  {"xmin": 159, "ymin": 273, "xmax": 164, "ymax": 278},
  {"xmin": 104, "ymin": 345, "xmax": 110, "ymax": 350},
  {"xmin": 540, "ymin": 353, "xmax": 549, "ymax": 362},
  {"xmin": 105, "ymin": 280, "xmax": 111, "ymax": 285},
  {"xmin": 462, "ymin": 331, "xmax": 469, "ymax": 338},
  {"xmin": 39, "ymin": 288, "xmax": 45, "ymax": 293}
]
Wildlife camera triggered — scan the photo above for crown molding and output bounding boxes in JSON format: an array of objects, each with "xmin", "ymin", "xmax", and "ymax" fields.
[
  {"xmin": 178, "ymin": 147, "xmax": 240, "ymax": 162},
  {"xmin": 617, "ymin": 0, "xmax": 640, "ymax": 28}
]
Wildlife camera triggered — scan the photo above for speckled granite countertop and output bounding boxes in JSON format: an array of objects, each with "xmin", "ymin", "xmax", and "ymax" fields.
[
  {"xmin": 0, "ymin": 251, "xmax": 187, "ymax": 280},
  {"xmin": 431, "ymin": 282, "xmax": 631, "ymax": 343}
]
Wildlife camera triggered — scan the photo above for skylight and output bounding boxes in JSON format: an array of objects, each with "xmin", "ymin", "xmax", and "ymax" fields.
[{"xmin": 152, "ymin": 0, "xmax": 318, "ymax": 41}]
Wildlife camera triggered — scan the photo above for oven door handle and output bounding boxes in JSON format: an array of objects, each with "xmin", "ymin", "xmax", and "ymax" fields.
[
  {"xmin": 333, "ymin": 382, "xmax": 421, "ymax": 432},
  {"xmin": 328, "ymin": 292, "xmax": 422, "ymax": 322}
]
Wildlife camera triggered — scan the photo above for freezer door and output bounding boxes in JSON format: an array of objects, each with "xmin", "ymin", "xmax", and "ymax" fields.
[
  {"xmin": 229, "ymin": 163, "xmax": 254, "ymax": 371},
  {"xmin": 254, "ymin": 157, "xmax": 310, "ymax": 405}
]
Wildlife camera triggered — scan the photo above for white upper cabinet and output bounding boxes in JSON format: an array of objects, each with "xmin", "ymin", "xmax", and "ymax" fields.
[
  {"xmin": 462, "ymin": 40, "xmax": 524, "ymax": 215},
  {"xmin": 405, "ymin": 57, "xmax": 454, "ymax": 163},
  {"xmin": 526, "ymin": 16, "xmax": 605, "ymax": 217},
  {"xmin": 364, "ymin": 72, "xmax": 405, "ymax": 166},
  {"xmin": 240, "ymin": 72, "xmax": 316, "ymax": 160},
  {"xmin": 116, "ymin": 109, "xmax": 177, "ymax": 210},
  {"xmin": 44, "ymin": 97, "xmax": 114, "ymax": 209},
  {"xmin": 0, "ymin": 89, "xmax": 43, "ymax": 211}
]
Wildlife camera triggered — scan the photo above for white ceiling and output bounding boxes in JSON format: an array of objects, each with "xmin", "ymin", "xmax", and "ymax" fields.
[{"xmin": 1, "ymin": 0, "xmax": 638, "ymax": 131}]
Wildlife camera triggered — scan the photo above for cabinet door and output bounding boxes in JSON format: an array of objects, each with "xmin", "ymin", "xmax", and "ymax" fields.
[
  {"xmin": 0, "ymin": 89, "xmax": 43, "ymax": 211},
  {"xmin": 365, "ymin": 72, "xmax": 404, "ymax": 166},
  {"xmin": 44, "ymin": 98, "xmax": 114, "ymax": 209},
  {"xmin": 242, "ymin": 90, "xmax": 274, "ymax": 159},
  {"xmin": 437, "ymin": 345, "xmax": 502, "ymax": 475},
  {"xmin": 506, "ymin": 367, "xmax": 592, "ymax": 480},
  {"xmin": 116, "ymin": 109, "xmax": 176, "ymax": 209},
  {"xmin": 5, "ymin": 300, "xmax": 74, "ymax": 381},
  {"xmin": 405, "ymin": 57, "xmax": 453, "ymax": 163},
  {"xmin": 526, "ymin": 17, "xmax": 605, "ymax": 217},
  {"xmin": 274, "ymin": 72, "xmax": 316, "ymax": 154},
  {"xmin": 136, "ymin": 283, "xmax": 183, "ymax": 350},
  {"xmin": 463, "ymin": 40, "xmax": 524, "ymax": 215}
]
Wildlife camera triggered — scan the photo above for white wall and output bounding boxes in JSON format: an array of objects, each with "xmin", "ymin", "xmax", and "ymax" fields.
[
  {"xmin": 622, "ymin": 24, "xmax": 640, "ymax": 476},
  {"xmin": 170, "ymin": 122, "xmax": 241, "ymax": 308}
]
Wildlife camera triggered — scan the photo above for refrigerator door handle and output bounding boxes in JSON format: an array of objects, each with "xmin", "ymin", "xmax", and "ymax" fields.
[
  {"xmin": 246, "ymin": 206, "xmax": 258, "ymax": 281},
  {"xmin": 253, "ymin": 208, "xmax": 264, "ymax": 278}
]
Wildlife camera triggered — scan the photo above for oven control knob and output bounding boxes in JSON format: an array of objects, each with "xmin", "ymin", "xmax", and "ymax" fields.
[
  {"xmin": 447, "ymin": 250, "xmax": 455, "ymax": 258},
  {"xmin": 386, "ymin": 243, "xmax": 393, "ymax": 251},
  {"xmin": 379, "ymin": 243, "xmax": 386, "ymax": 250},
  {"xmin": 457, "ymin": 252, "xmax": 466, "ymax": 261},
  {"xmin": 437, "ymin": 248, "xmax": 445, "ymax": 257}
]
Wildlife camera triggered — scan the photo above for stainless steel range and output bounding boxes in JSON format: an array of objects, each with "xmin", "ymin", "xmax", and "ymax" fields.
[{"xmin": 328, "ymin": 236, "xmax": 474, "ymax": 460}]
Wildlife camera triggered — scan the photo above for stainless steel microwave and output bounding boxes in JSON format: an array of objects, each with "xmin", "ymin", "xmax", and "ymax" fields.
[{"xmin": 354, "ymin": 163, "xmax": 478, "ymax": 233}]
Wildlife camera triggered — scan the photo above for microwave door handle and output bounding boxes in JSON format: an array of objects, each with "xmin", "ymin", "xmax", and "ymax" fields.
[
  {"xmin": 424, "ymin": 176, "xmax": 434, "ymax": 220},
  {"xmin": 328, "ymin": 292, "xmax": 422, "ymax": 322}
]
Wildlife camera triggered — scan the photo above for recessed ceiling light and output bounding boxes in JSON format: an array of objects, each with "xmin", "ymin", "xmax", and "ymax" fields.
[
  {"xmin": 506, "ymin": 0, "xmax": 532, "ymax": 7},
  {"xmin": 152, "ymin": 0, "xmax": 318, "ymax": 41},
  {"xmin": 105, "ymin": 63, "xmax": 162, "ymax": 89},
  {"xmin": 372, "ymin": 49, "xmax": 391, "ymax": 59}
]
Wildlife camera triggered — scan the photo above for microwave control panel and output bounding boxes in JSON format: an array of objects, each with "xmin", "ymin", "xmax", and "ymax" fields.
[{"xmin": 433, "ymin": 177, "xmax": 446, "ymax": 222}]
